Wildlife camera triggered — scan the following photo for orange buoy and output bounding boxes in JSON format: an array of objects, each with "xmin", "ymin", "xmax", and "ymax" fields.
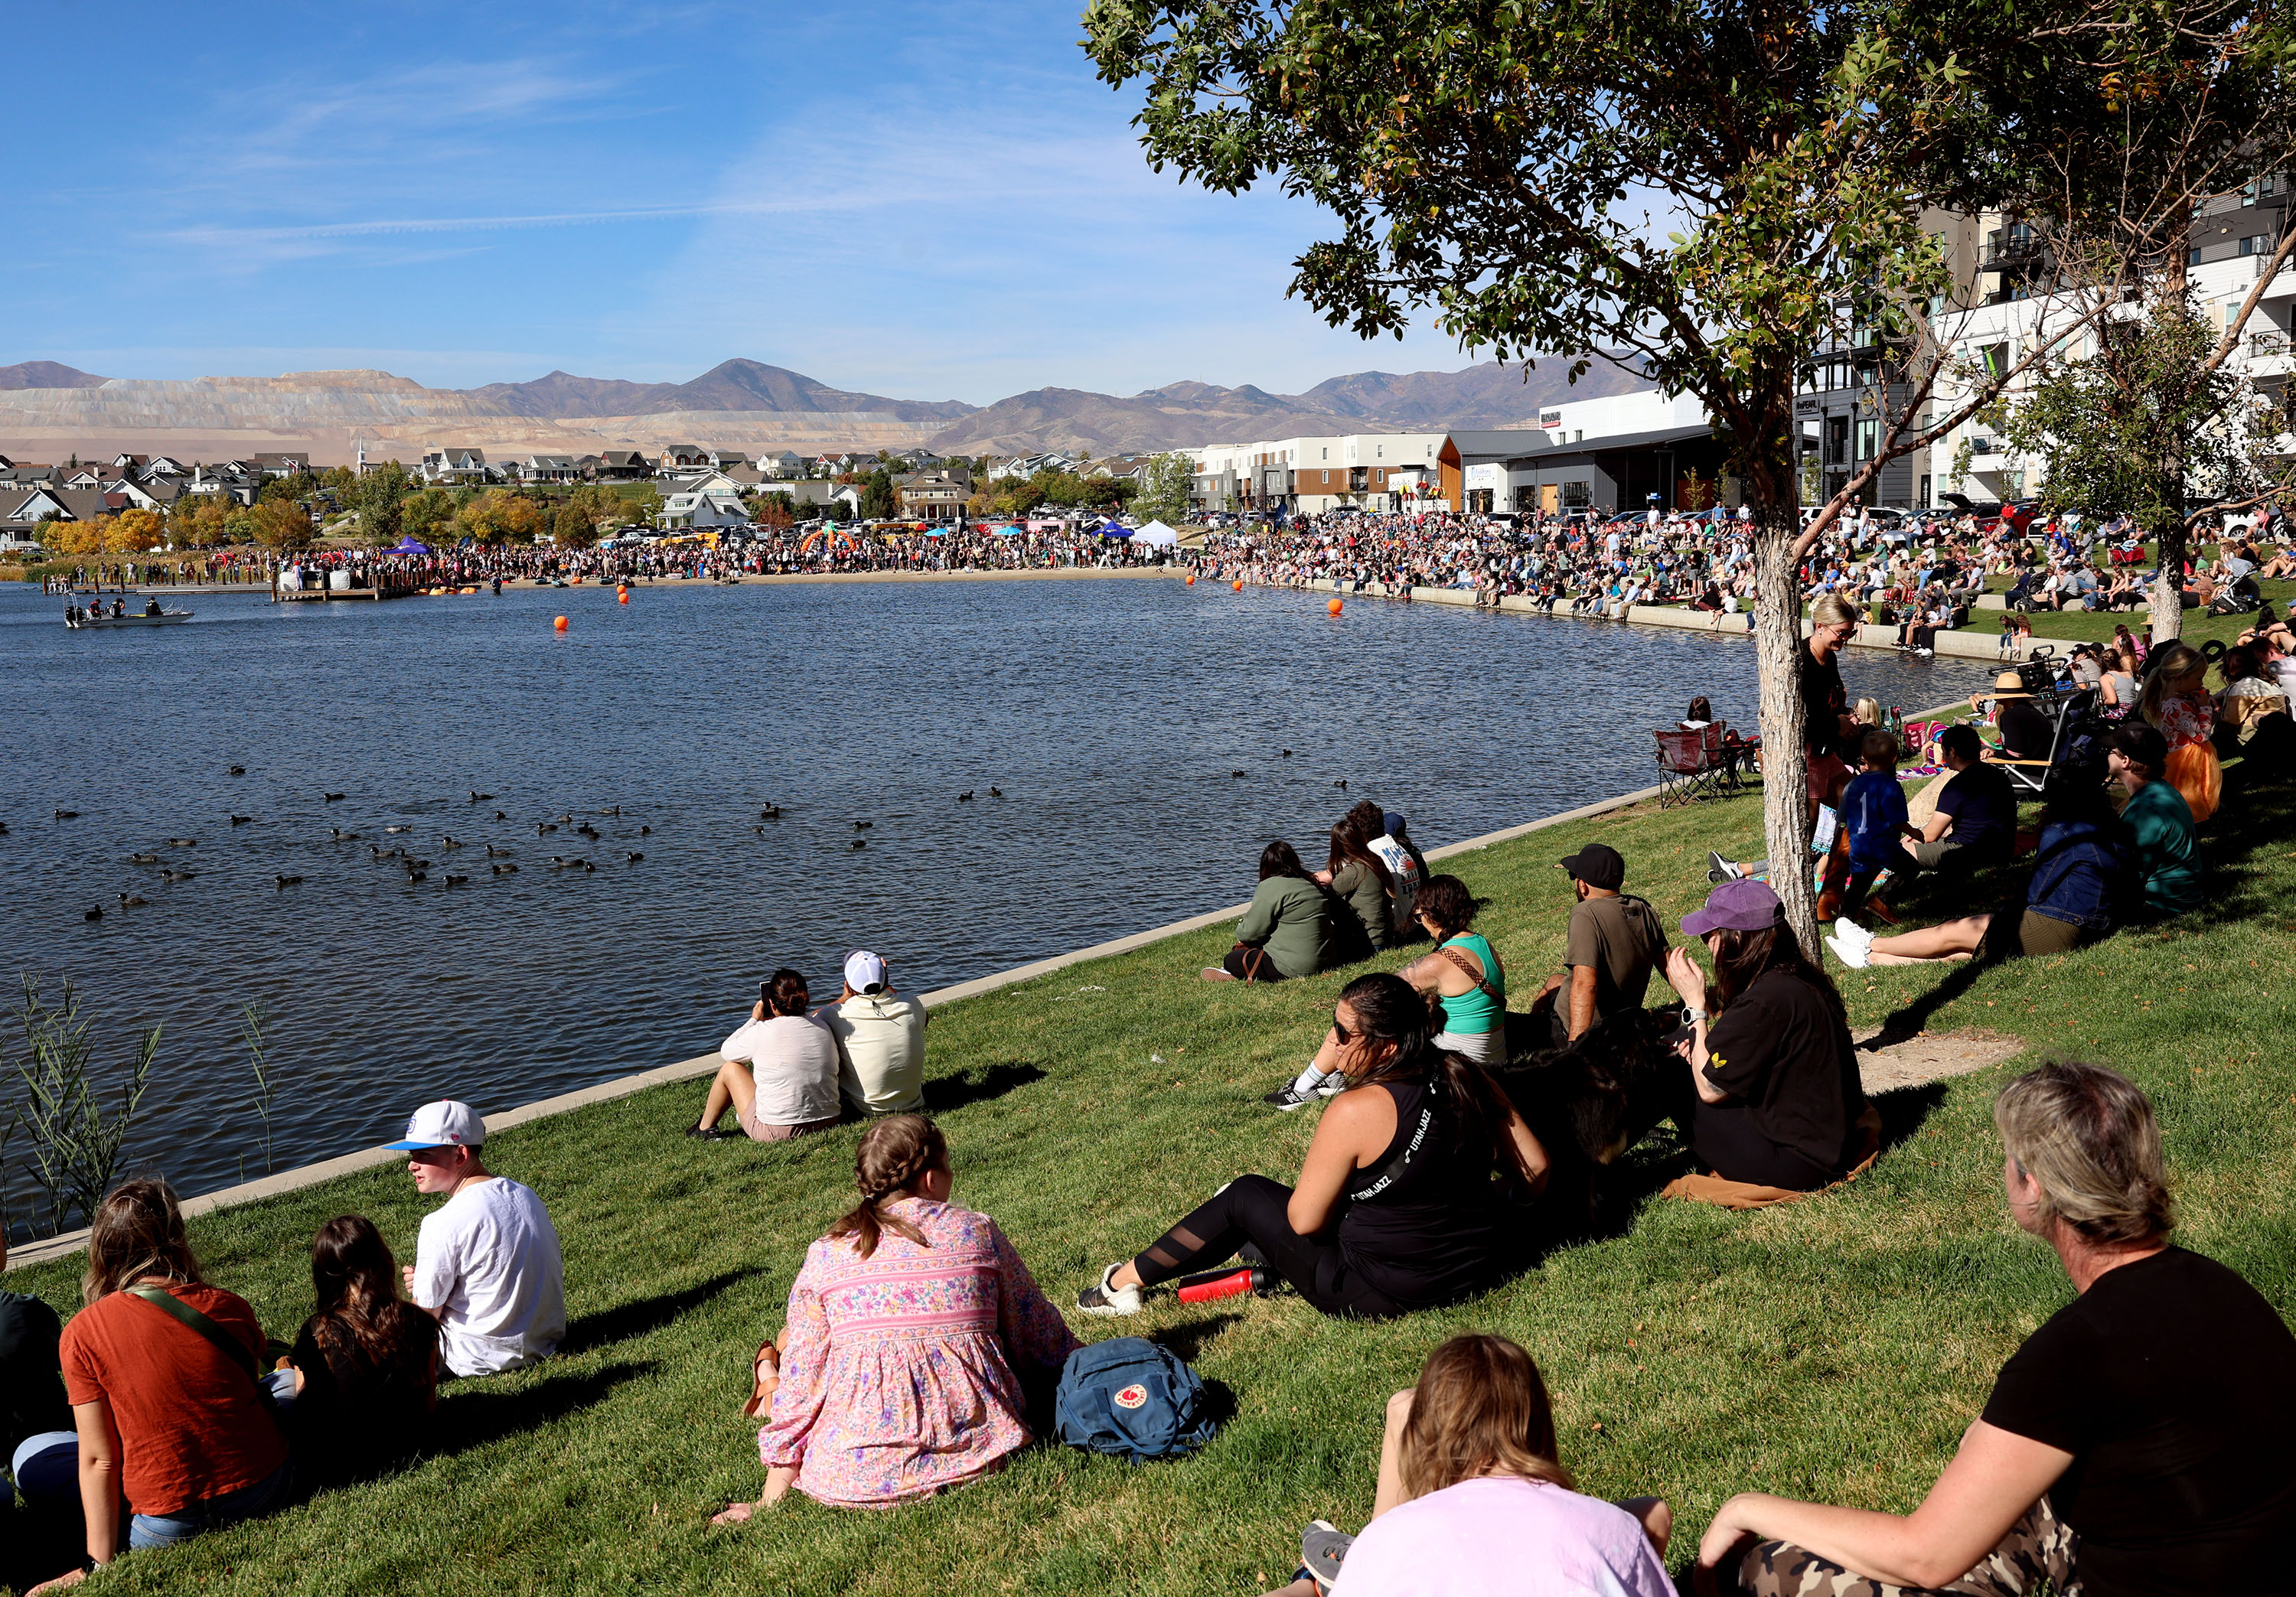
[
  {"xmin": 618, "ymin": 591, "xmax": 629, "ymax": 605},
  {"xmin": 1185, "ymin": 573, "xmax": 1195, "ymax": 586},
  {"xmin": 570, "ymin": 575, "xmax": 582, "ymax": 585},
  {"xmin": 553, "ymin": 615, "xmax": 569, "ymax": 632},
  {"xmin": 1232, "ymin": 579, "xmax": 1244, "ymax": 592},
  {"xmin": 1328, "ymin": 598, "xmax": 1344, "ymax": 615}
]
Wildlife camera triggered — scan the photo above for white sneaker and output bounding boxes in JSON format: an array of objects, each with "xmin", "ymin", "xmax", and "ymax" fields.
[
  {"xmin": 1828, "ymin": 918, "xmax": 1874, "ymax": 969},
  {"xmin": 1076, "ymin": 1262, "xmax": 1142, "ymax": 1315}
]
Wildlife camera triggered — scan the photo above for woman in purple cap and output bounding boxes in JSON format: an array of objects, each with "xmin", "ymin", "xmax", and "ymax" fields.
[{"xmin": 1660, "ymin": 879, "xmax": 1870, "ymax": 1190}]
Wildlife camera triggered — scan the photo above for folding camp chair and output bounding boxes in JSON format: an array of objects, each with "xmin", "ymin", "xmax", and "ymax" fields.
[
  {"xmin": 1988, "ymin": 688, "xmax": 2097, "ymax": 797},
  {"xmin": 1654, "ymin": 728, "xmax": 1726, "ymax": 807},
  {"xmin": 1701, "ymin": 720, "xmax": 1748, "ymax": 796}
]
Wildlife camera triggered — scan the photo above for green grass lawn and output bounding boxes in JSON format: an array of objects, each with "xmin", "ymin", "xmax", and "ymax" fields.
[{"xmin": 8, "ymin": 771, "xmax": 2295, "ymax": 1597}]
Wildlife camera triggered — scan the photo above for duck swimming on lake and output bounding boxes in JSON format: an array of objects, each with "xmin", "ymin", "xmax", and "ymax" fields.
[
  {"xmin": 83, "ymin": 905, "xmax": 102, "ymax": 922},
  {"xmin": 492, "ymin": 862, "xmax": 518, "ymax": 875},
  {"xmin": 160, "ymin": 869, "xmax": 196, "ymax": 882},
  {"xmin": 117, "ymin": 893, "xmax": 146, "ymax": 908},
  {"xmin": 230, "ymin": 815, "xmax": 253, "ymax": 826},
  {"xmin": 385, "ymin": 824, "xmax": 411, "ymax": 835},
  {"xmin": 227, "ymin": 765, "xmax": 245, "ymax": 776},
  {"xmin": 54, "ymin": 809, "xmax": 77, "ymax": 820},
  {"xmin": 469, "ymin": 790, "xmax": 494, "ymax": 802},
  {"xmin": 276, "ymin": 875, "xmax": 302, "ymax": 888},
  {"xmin": 130, "ymin": 852, "xmax": 158, "ymax": 865},
  {"xmin": 324, "ymin": 792, "xmax": 346, "ymax": 802}
]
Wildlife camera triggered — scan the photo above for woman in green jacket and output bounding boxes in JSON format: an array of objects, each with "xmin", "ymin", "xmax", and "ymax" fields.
[{"xmin": 1205, "ymin": 841, "xmax": 1344, "ymax": 983}]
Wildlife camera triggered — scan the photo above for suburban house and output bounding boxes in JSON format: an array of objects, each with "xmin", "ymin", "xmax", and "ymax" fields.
[
  {"xmin": 778, "ymin": 480, "xmax": 860, "ymax": 513},
  {"xmin": 761, "ymin": 451, "xmax": 807, "ymax": 478},
  {"xmin": 420, "ymin": 447, "xmax": 489, "ymax": 484},
  {"xmin": 660, "ymin": 483, "xmax": 752, "ymax": 528},
  {"xmin": 517, "ymin": 455, "xmax": 580, "ymax": 483},
  {"xmin": 894, "ymin": 469, "xmax": 971, "ymax": 523},
  {"xmin": 705, "ymin": 448, "xmax": 751, "ymax": 471},
  {"xmin": 187, "ymin": 464, "xmax": 261, "ymax": 504},
  {"xmin": 656, "ymin": 445, "xmax": 708, "ymax": 474},
  {"xmin": 249, "ymin": 452, "xmax": 311, "ymax": 478},
  {"xmin": 596, "ymin": 451, "xmax": 649, "ymax": 480},
  {"xmin": 139, "ymin": 455, "xmax": 189, "ymax": 479}
]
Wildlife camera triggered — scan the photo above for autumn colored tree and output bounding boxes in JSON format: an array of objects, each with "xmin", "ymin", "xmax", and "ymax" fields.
[
  {"xmin": 250, "ymin": 500, "xmax": 315, "ymax": 550},
  {"xmin": 102, "ymin": 507, "xmax": 166, "ymax": 553}
]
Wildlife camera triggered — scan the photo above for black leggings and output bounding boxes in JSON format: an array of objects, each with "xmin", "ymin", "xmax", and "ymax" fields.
[
  {"xmin": 1688, "ymin": 1099, "xmax": 1838, "ymax": 1191},
  {"xmin": 1128, "ymin": 1174, "xmax": 1405, "ymax": 1318},
  {"xmin": 1221, "ymin": 944, "xmax": 1287, "ymax": 982}
]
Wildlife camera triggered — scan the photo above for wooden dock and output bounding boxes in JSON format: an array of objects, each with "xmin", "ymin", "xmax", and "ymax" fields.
[{"xmin": 271, "ymin": 578, "xmax": 429, "ymax": 602}]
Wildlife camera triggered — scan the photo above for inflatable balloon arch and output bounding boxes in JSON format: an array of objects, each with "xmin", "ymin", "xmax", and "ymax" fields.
[{"xmin": 799, "ymin": 527, "xmax": 863, "ymax": 556}]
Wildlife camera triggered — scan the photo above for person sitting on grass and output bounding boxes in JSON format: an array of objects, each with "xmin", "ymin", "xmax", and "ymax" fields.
[
  {"xmin": 1526, "ymin": 845, "xmax": 1668, "ymax": 1048},
  {"xmin": 713, "ymin": 1116, "xmax": 1075, "ymax": 1517},
  {"xmin": 1204, "ymin": 839, "xmax": 1345, "ymax": 983},
  {"xmin": 1084, "ymin": 972, "xmax": 1548, "ymax": 1319},
  {"xmin": 1264, "ymin": 1334, "xmax": 1673, "ymax": 1597},
  {"xmin": 1828, "ymin": 774, "xmax": 2132, "ymax": 969},
  {"xmin": 39, "ymin": 1181, "xmax": 295, "ymax": 1592},
  {"xmin": 1401, "ymin": 875, "xmax": 1512, "ymax": 1064},
  {"xmin": 2, "ymin": 1227, "xmax": 83, "ymax": 1591},
  {"xmin": 1660, "ymin": 880, "xmax": 1870, "ymax": 1192},
  {"xmin": 1318, "ymin": 810, "xmax": 1403, "ymax": 955},
  {"xmin": 392, "ymin": 1100, "xmax": 566, "ymax": 1378},
  {"xmin": 692, "ymin": 968, "xmax": 842, "ymax": 1140},
  {"xmin": 1695, "ymin": 1061, "xmax": 2296, "ymax": 1597},
  {"xmin": 1900, "ymin": 723, "xmax": 2017, "ymax": 882},
  {"xmin": 817, "ymin": 950, "xmax": 928, "ymax": 1116},
  {"xmin": 1836, "ymin": 728, "xmax": 1912, "ymax": 922},
  {"xmin": 282, "ymin": 1216, "xmax": 439, "ymax": 1488},
  {"xmin": 2109, "ymin": 722, "xmax": 2203, "ymax": 918}
]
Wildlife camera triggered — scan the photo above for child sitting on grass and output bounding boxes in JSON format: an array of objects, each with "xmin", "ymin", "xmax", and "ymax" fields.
[
  {"xmin": 1836, "ymin": 728, "xmax": 1911, "ymax": 923},
  {"xmin": 1265, "ymin": 1334, "xmax": 1672, "ymax": 1596}
]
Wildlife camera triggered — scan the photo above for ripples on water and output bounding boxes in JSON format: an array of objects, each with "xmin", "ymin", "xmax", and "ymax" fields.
[{"xmin": 0, "ymin": 577, "xmax": 1997, "ymax": 1212}]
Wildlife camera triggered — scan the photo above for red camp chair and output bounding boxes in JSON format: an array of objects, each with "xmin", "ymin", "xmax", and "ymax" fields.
[{"xmin": 1654, "ymin": 728, "xmax": 1726, "ymax": 807}]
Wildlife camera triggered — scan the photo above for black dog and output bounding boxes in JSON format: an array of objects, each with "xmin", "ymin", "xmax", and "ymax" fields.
[{"xmin": 1489, "ymin": 1004, "xmax": 1687, "ymax": 1236}]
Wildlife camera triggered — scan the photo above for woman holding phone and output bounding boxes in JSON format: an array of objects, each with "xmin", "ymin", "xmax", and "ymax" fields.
[{"xmin": 689, "ymin": 968, "xmax": 842, "ymax": 1142}]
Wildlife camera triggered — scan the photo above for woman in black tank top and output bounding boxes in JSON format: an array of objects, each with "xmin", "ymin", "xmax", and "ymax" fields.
[{"xmin": 1077, "ymin": 973, "xmax": 1549, "ymax": 1320}]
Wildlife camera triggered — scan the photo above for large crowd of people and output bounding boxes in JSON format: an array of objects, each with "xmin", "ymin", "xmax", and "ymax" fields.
[
  {"xmin": 1188, "ymin": 505, "xmax": 2283, "ymax": 640},
  {"xmin": 6, "ymin": 575, "xmax": 2294, "ymax": 1595}
]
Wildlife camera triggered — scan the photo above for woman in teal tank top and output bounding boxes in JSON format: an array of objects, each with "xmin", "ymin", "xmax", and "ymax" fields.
[{"xmin": 1402, "ymin": 876, "xmax": 1507, "ymax": 1064}]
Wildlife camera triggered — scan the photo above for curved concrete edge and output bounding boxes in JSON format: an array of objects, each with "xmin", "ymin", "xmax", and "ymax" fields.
[
  {"xmin": 0, "ymin": 696, "xmax": 1979, "ymax": 1276},
  {"xmin": 1304, "ymin": 578, "xmax": 2044, "ymax": 661}
]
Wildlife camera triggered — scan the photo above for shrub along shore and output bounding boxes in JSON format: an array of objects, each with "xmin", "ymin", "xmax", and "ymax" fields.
[{"xmin": 5, "ymin": 759, "xmax": 2292, "ymax": 1597}]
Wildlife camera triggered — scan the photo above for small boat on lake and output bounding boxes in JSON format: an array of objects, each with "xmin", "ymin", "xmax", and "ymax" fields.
[{"xmin": 64, "ymin": 603, "xmax": 194, "ymax": 629}]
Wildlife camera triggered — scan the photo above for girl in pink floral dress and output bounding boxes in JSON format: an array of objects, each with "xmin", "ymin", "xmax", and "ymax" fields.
[{"xmin": 713, "ymin": 1116, "xmax": 1076, "ymax": 1517}]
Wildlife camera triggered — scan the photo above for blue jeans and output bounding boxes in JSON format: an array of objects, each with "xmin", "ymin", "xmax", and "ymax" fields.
[{"xmin": 127, "ymin": 1458, "xmax": 295, "ymax": 1550}]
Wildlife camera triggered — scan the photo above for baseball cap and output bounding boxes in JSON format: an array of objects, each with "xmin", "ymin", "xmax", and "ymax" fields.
[
  {"xmin": 843, "ymin": 950, "xmax": 888, "ymax": 993},
  {"xmin": 1682, "ymin": 878, "xmax": 1784, "ymax": 937},
  {"xmin": 386, "ymin": 1100, "xmax": 484, "ymax": 1151},
  {"xmin": 1384, "ymin": 813, "xmax": 1407, "ymax": 837},
  {"xmin": 1556, "ymin": 842, "xmax": 1626, "ymax": 891}
]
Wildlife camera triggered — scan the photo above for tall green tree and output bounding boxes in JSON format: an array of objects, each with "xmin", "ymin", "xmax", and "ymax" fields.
[
  {"xmin": 1083, "ymin": 0, "xmax": 2240, "ymax": 947},
  {"xmin": 860, "ymin": 468, "xmax": 897, "ymax": 520},
  {"xmin": 349, "ymin": 461, "xmax": 413, "ymax": 546},
  {"xmin": 1134, "ymin": 452, "xmax": 1195, "ymax": 526}
]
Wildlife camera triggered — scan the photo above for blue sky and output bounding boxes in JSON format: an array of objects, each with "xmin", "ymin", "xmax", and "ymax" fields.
[{"xmin": 5, "ymin": 1, "xmax": 1476, "ymax": 403}]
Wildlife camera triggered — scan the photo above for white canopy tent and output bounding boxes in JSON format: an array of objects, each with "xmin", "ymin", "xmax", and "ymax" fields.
[{"xmin": 1129, "ymin": 520, "xmax": 1179, "ymax": 547}]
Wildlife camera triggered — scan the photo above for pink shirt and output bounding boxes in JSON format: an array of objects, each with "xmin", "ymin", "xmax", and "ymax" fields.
[{"xmin": 1330, "ymin": 1476, "xmax": 1673, "ymax": 1597}]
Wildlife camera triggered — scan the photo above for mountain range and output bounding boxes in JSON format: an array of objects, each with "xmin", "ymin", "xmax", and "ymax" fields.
[{"xmin": 0, "ymin": 356, "xmax": 1646, "ymax": 460}]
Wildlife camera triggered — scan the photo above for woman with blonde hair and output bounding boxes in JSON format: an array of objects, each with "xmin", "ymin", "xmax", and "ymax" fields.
[
  {"xmin": 2139, "ymin": 640, "xmax": 2220, "ymax": 821},
  {"xmin": 1695, "ymin": 1061, "xmax": 2296, "ymax": 1596},
  {"xmin": 1267, "ymin": 1334, "xmax": 1671, "ymax": 1595},
  {"xmin": 711, "ymin": 1116, "xmax": 1075, "ymax": 1519},
  {"xmin": 43, "ymin": 1180, "xmax": 293, "ymax": 1586}
]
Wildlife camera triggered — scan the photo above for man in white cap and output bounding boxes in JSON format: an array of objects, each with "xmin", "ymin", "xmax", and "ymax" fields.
[
  {"xmin": 817, "ymin": 950, "xmax": 928, "ymax": 1115},
  {"xmin": 390, "ymin": 1100, "xmax": 566, "ymax": 1378}
]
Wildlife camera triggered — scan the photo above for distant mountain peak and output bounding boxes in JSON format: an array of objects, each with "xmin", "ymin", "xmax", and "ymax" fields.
[{"xmin": 0, "ymin": 360, "xmax": 106, "ymax": 390}]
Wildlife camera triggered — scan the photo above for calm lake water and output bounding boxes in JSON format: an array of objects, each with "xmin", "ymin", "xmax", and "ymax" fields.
[{"xmin": 0, "ymin": 576, "xmax": 1995, "ymax": 1220}]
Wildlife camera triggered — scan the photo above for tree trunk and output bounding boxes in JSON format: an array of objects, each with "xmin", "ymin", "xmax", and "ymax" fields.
[
  {"xmin": 2152, "ymin": 219, "xmax": 2192, "ymax": 647},
  {"xmin": 1751, "ymin": 523, "xmax": 1820, "ymax": 953}
]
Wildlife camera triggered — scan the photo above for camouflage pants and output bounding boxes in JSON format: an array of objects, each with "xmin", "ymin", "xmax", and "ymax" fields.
[{"xmin": 1739, "ymin": 1497, "xmax": 2079, "ymax": 1597}]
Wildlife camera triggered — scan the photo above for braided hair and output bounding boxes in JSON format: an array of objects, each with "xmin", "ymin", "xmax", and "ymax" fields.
[{"xmin": 826, "ymin": 1114, "xmax": 948, "ymax": 1259}]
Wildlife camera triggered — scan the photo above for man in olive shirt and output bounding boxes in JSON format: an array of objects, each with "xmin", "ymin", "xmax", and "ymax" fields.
[{"xmin": 1529, "ymin": 843, "xmax": 1671, "ymax": 1045}]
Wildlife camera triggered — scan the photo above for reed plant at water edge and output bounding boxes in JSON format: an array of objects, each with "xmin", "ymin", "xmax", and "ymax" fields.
[{"xmin": 6, "ymin": 973, "xmax": 160, "ymax": 1236}]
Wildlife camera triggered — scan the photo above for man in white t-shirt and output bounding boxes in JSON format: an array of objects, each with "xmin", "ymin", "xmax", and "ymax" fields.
[
  {"xmin": 391, "ymin": 1100, "xmax": 566, "ymax": 1378},
  {"xmin": 817, "ymin": 950, "xmax": 928, "ymax": 1115}
]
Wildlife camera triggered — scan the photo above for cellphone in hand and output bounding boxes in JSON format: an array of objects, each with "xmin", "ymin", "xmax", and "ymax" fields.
[{"xmin": 758, "ymin": 981, "xmax": 771, "ymax": 1007}]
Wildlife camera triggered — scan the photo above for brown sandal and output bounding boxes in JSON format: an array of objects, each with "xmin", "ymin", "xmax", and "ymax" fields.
[{"xmin": 741, "ymin": 1338, "xmax": 781, "ymax": 1418}]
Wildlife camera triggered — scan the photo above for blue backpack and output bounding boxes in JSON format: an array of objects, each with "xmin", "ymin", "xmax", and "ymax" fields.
[{"xmin": 1053, "ymin": 1336, "xmax": 1219, "ymax": 1462}]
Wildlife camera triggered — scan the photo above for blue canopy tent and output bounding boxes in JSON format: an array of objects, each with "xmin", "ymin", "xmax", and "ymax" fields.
[
  {"xmin": 992, "ymin": 524, "xmax": 1024, "ymax": 537},
  {"xmin": 388, "ymin": 537, "xmax": 431, "ymax": 556}
]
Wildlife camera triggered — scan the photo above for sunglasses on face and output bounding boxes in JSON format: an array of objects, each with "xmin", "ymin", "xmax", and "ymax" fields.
[{"xmin": 1332, "ymin": 1013, "xmax": 1356, "ymax": 1045}]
